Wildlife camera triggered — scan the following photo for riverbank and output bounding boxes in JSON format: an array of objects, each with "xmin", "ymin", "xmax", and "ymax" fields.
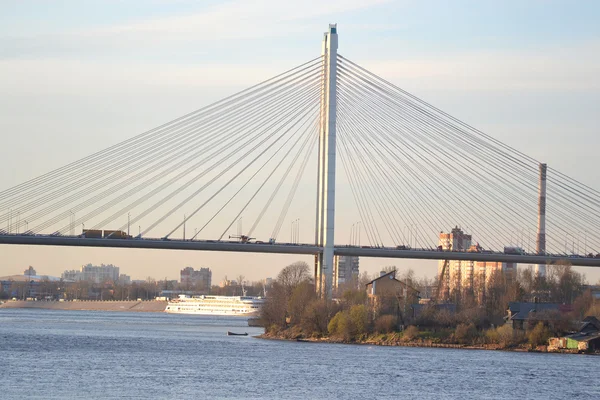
[
  {"xmin": 259, "ymin": 331, "xmax": 597, "ymax": 355},
  {"xmin": 260, "ymin": 331, "xmax": 500, "ymax": 350},
  {"xmin": 0, "ymin": 300, "xmax": 167, "ymax": 312}
]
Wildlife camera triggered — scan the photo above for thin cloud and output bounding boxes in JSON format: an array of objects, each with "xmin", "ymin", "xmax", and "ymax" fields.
[{"xmin": 353, "ymin": 41, "xmax": 600, "ymax": 92}]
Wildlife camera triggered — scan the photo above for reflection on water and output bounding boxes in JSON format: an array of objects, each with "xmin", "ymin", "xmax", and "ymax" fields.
[{"xmin": 1, "ymin": 309, "xmax": 598, "ymax": 399}]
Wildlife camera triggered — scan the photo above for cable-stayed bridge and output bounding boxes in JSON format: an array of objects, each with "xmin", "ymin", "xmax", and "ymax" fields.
[{"xmin": 2, "ymin": 25, "xmax": 600, "ymax": 297}]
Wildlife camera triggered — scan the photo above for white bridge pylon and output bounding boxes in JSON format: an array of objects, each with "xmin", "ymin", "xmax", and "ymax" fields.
[{"xmin": 315, "ymin": 24, "xmax": 338, "ymax": 299}]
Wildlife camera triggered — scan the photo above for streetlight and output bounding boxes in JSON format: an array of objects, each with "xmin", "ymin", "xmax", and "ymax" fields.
[
  {"xmin": 407, "ymin": 225, "xmax": 416, "ymax": 248},
  {"xmin": 69, "ymin": 210, "xmax": 74, "ymax": 236},
  {"xmin": 565, "ymin": 233, "xmax": 572, "ymax": 255},
  {"xmin": 291, "ymin": 219, "xmax": 298, "ymax": 243}
]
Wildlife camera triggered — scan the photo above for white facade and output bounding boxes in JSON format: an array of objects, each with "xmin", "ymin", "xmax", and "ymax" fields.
[
  {"xmin": 438, "ymin": 229, "xmax": 517, "ymax": 300},
  {"xmin": 333, "ymin": 255, "xmax": 359, "ymax": 290},
  {"xmin": 61, "ymin": 263, "xmax": 120, "ymax": 283}
]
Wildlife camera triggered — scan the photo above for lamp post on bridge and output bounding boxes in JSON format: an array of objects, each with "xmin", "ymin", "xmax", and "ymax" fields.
[{"xmin": 565, "ymin": 233, "xmax": 572, "ymax": 255}]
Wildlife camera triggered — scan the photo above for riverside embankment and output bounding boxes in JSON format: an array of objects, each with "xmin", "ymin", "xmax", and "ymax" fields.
[
  {"xmin": 259, "ymin": 332, "xmax": 498, "ymax": 350},
  {"xmin": 259, "ymin": 331, "xmax": 593, "ymax": 354},
  {"xmin": 0, "ymin": 300, "xmax": 167, "ymax": 312}
]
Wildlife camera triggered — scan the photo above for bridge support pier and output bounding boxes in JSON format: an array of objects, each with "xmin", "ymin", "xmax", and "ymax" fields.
[
  {"xmin": 536, "ymin": 163, "xmax": 547, "ymax": 277},
  {"xmin": 315, "ymin": 24, "xmax": 338, "ymax": 299}
]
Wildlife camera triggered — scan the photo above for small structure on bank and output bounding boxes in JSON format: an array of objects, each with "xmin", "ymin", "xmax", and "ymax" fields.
[
  {"xmin": 505, "ymin": 302, "xmax": 573, "ymax": 330},
  {"xmin": 548, "ymin": 316, "xmax": 600, "ymax": 353}
]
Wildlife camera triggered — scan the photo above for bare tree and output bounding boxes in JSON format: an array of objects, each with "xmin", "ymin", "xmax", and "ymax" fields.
[
  {"xmin": 236, "ymin": 275, "xmax": 246, "ymax": 286},
  {"xmin": 288, "ymin": 281, "xmax": 316, "ymax": 325},
  {"xmin": 277, "ymin": 261, "xmax": 311, "ymax": 295},
  {"xmin": 358, "ymin": 271, "xmax": 372, "ymax": 288},
  {"xmin": 260, "ymin": 282, "xmax": 288, "ymax": 332},
  {"xmin": 381, "ymin": 266, "xmax": 397, "ymax": 274}
]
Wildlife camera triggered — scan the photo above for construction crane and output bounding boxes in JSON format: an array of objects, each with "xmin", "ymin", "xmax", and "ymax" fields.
[
  {"xmin": 431, "ymin": 259, "xmax": 450, "ymax": 304},
  {"xmin": 229, "ymin": 234, "xmax": 255, "ymax": 243}
]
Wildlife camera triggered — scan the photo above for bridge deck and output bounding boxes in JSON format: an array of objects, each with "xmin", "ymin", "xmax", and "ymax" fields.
[{"xmin": 1, "ymin": 235, "xmax": 599, "ymax": 267}]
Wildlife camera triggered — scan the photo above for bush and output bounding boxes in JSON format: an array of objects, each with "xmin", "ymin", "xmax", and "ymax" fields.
[
  {"xmin": 300, "ymin": 299, "xmax": 329, "ymax": 335},
  {"xmin": 374, "ymin": 315, "xmax": 397, "ymax": 334},
  {"xmin": 341, "ymin": 289, "xmax": 367, "ymax": 308},
  {"xmin": 454, "ymin": 323, "xmax": 477, "ymax": 344},
  {"xmin": 402, "ymin": 325, "xmax": 419, "ymax": 342},
  {"xmin": 327, "ymin": 306, "xmax": 369, "ymax": 341},
  {"xmin": 328, "ymin": 311, "xmax": 351, "ymax": 340},
  {"xmin": 485, "ymin": 328, "xmax": 499, "ymax": 344},
  {"xmin": 327, "ymin": 311, "xmax": 342, "ymax": 335},
  {"xmin": 485, "ymin": 324, "xmax": 525, "ymax": 348},
  {"xmin": 528, "ymin": 322, "xmax": 551, "ymax": 348},
  {"xmin": 349, "ymin": 305, "xmax": 369, "ymax": 336}
]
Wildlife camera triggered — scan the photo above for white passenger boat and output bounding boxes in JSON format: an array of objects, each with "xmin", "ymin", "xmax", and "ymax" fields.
[{"xmin": 165, "ymin": 294, "xmax": 264, "ymax": 316}]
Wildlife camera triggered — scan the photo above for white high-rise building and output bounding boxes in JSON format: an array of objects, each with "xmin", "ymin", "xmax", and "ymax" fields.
[
  {"xmin": 61, "ymin": 264, "xmax": 120, "ymax": 284},
  {"xmin": 437, "ymin": 228, "xmax": 517, "ymax": 302}
]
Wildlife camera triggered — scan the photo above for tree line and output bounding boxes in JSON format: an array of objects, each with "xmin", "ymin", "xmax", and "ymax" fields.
[{"xmin": 260, "ymin": 261, "xmax": 600, "ymax": 349}]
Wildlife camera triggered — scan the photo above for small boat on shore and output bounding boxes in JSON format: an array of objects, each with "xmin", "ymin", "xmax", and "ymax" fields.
[{"xmin": 227, "ymin": 331, "xmax": 248, "ymax": 336}]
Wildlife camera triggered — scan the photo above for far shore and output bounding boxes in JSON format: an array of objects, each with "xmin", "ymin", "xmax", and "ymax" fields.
[
  {"xmin": 0, "ymin": 299, "xmax": 168, "ymax": 312},
  {"xmin": 258, "ymin": 332, "xmax": 597, "ymax": 355}
]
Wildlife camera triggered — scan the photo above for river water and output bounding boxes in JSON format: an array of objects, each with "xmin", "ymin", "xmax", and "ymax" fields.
[{"xmin": 0, "ymin": 309, "xmax": 598, "ymax": 399}]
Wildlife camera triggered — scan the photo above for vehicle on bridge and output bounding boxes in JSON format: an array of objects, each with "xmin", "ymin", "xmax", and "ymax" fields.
[
  {"xmin": 82, "ymin": 229, "xmax": 102, "ymax": 238},
  {"xmin": 103, "ymin": 230, "xmax": 132, "ymax": 239},
  {"xmin": 229, "ymin": 235, "xmax": 254, "ymax": 243},
  {"xmin": 504, "ymin": 246, "xmax": 525, "ymax": 255}
]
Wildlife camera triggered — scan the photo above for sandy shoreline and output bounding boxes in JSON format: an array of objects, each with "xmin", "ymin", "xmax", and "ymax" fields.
[{"xmin": 0, "ymin": 300, "xmax": 168, "ymax": 312}]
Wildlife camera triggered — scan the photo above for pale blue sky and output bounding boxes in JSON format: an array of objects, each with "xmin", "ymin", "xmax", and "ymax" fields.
[{"xmin": 0, "ymin": 0, "xmax": 599, "ymax": 283}]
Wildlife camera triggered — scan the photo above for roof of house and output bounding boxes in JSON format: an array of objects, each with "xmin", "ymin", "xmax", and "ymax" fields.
[
  {"xmin": 366, "ymin": 270, "xmax": 396, "ymax": 285},
  {"xmin": 507, "ymin": 302, "xmax": 572, "ymax": 321},
  {"xmin": 565, "ymin": 332, "xmax": 600, "ymax": 343},
  {"xmin": 580, "ymin": 316, "xmax": 600, "ymax": 332},
  {"xmin": 366, "ymin": 270, "xmax": 420, "ymax": 294}
]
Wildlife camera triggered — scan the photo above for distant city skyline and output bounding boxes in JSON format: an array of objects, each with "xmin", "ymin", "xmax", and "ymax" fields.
[{"xmin": 1, "ymin": 1, "xmax": 599, "ymax": 283}]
